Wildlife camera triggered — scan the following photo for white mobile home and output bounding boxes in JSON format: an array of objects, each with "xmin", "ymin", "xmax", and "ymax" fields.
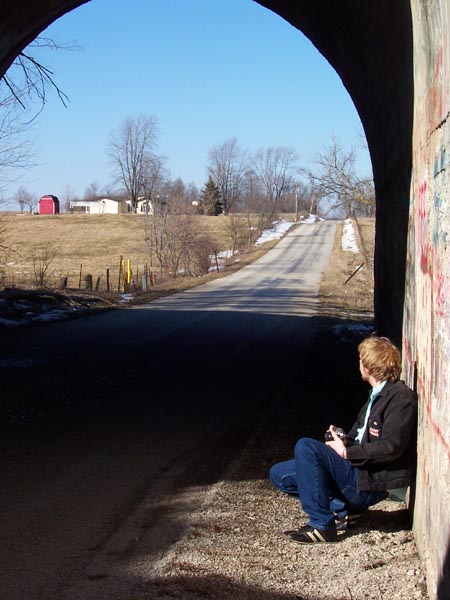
[{"xmin": 70, "ymin": 198, "xmax": 130, "ymax": 214}]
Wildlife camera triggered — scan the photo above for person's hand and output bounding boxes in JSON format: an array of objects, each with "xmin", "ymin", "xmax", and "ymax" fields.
[{"xmin": 325, "ymin": 425, "xmax": 347, "ymax": 459}]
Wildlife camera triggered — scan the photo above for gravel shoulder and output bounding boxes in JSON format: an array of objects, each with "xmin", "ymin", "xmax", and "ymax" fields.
[{"xmin": 143, "ymin": 433, "xmax": 427, "ymax": 600}]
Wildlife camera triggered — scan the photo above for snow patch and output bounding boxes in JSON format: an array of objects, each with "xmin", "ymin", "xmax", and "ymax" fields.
[
  {"xmin": 300, "ymin": 214, "xmax": 324, "ymax": 224},
  {"xmin": 254, "ymin": 220, "xmax": 295, "ymax": 245},
  {"xmin": 342, "ymin": 219, "xmax": 359, "ymax": 253}
]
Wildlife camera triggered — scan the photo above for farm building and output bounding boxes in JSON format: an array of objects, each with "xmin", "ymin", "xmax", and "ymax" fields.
[
  {"xmin": 39, "ymin": 195, "xmax": 60, "ymax": 215},
  {"xmin": 69, "ymin": 198, "xmax": 130, "ymax": 214},
  {"xmin": 137, "ymin": 197, "xmax": 168, "ymax": 215}
]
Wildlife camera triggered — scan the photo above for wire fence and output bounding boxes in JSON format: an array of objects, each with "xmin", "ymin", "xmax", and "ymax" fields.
[{"xmin": 0, "ymin": 256, "xmax": 159, "ymax": 294}]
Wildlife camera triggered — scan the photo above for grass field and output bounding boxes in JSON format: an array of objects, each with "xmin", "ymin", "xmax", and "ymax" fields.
[
  {"xmin": 0, "ymin": 212, "xmax": 281, "ymax": 294},
  {"xmin": 319, "ymin": 217, "xmax": 374, "ymax": 316},
  {"xmin": 0, "ymin": 212, "xmax": 375, "ymax": 315}
]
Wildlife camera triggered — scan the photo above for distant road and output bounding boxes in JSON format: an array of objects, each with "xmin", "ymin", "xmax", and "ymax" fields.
[{"xmin": 0, "ymin": 220, "xmax": 336, "ymax": 600}]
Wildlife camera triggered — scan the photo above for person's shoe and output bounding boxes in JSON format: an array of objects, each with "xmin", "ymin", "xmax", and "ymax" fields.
[
  {"xmin": 283, "ymin": 525, "xmax": 338, "ymax": 544},
  {"xmin": 335, "ymin": 511, "xmax": 365, "ymax": 531}
]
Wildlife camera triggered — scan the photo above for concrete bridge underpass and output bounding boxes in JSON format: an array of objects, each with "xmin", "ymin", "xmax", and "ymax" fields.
[{"xmin": 0, "ymin": 2, "xmax": 448, "ymax": 598}]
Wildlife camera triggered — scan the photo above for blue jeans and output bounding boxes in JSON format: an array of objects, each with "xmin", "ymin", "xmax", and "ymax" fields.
[{"xmin": 269, "ymin": 438, "xmax": 387, "ymax": 530}]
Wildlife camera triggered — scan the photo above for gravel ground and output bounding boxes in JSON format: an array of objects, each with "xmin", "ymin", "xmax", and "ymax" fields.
[
  {"xmin": 140, "ymin": 424, "xmax": 428, "ymax": 600},
  {"xmin": 134, "ymin": 324, "xmax": 429, "ymax": 600}
]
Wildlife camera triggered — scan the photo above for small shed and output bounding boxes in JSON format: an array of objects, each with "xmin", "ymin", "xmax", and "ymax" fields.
[{"xmin": 39, "ymin": 195, "xmax": 60, "ymax": 215}]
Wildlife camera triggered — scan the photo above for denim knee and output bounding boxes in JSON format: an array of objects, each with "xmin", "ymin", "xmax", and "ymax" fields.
[
  {"xmin": 269, "ymin": 463, "xmax": 281, "ymax": 488},
  {"xmin": 294, "ymin": 437, "xmax": 320, "ymax": 460},
  {"xmin": 269, "ymin": 461, "xmax": 299, "ymax": 495}
]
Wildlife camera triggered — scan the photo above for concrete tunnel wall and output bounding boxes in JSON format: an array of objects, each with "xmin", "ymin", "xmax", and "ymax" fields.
[
  {"xmin": 403, "ymin": 4, "xmax": 450, "ymax": 598},
  {"xmin": 0, "ymin": 1, "xmax": 448, "ymax": 598}
]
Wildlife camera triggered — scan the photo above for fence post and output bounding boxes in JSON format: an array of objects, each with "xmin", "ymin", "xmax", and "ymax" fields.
[{"xmin": 118, "ymin": 256, "xmax": 123, "ymax": 292}]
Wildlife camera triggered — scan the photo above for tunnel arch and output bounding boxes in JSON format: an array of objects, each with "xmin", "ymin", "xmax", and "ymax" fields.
[{"xmin": 4, "ymin": 3, "xmax": 450, "ymax": 599}]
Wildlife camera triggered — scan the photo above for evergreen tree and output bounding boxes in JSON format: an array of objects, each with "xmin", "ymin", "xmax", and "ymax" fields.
[{"xmin": 198, "ymin": 177, "xmax": 223, "ymax": 215}]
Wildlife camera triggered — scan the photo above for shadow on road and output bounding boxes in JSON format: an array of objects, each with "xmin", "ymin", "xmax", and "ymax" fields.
[{"xmin": 0, "ymin": 309, "xmax": 376, "ymax": 600}]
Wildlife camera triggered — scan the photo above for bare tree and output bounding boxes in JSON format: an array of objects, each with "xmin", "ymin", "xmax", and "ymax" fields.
[
  {"xmin": 0, "ymin": 216, "xmax": 14, "ymax": 264},
  {"xmin": 161, "ymin": 178, "xmax": 195, "ymax": 214},
  {"xmin": 252, "ymin": 145, "xmax": 299, "ymax": 223},
  {"xmin": 142, "ymin": 153, "xmax": 167, "ymax": 208},
  {"xmin": 144, "ymin": 197, "xmax": 209, "ymax": 279},
  {"xmin": 2, "ymin": 38, "xmax": 72, "ymax": 111},
  {"xmin": 14, "ymin": 185, "xmax": 36, "ymax": 213},
  {"xmin": 83, "ymin": 181, "xmax": 103, "ymax": 201},
  {"xmin": 0, "ymin": 99, "xmax": 36, "ymax": 189},
  {"xmin": 208, "ymin": 137, "xmax": 249, "ymax": 214},
  {"xmin": 62, "ymin": 184, "xmax": 77, "ymax": 212},
  {"xmin": 283, "ymin": 180, "xmax": 313, "ymax": 218},
  {"xmin": 109, "ymin": 115, "xmax": 162, "ymax": 213},
  {"xmin": 31, "ymin": 243, "xmax": 59, "ymax": 287},
  {"xmin": 239, "ymin": 169, "xmax": 268, "ymax": 241},
  {"xmin": 225, "ymin": 213, "xmax": 255, "ymax": 255},
  {"xmin": 185, "ymin": 182, "xmax": 200, "ymax": 208},
  {"xmin": 306, "ymin": 133, "xmax": 375, "ymax": 218},
  {"xmin": 189, "ymin": 235, "xmax": 217, "ymax": 276},
  {"xmin": 0, "ymin": 215, "xmax": 15, "ymax": 287},
  {"xmin": 0, "ymin": 38, "xmax": 78, "ymax": 188},
  {"xmin": 355, "ymin": 178, "xmax": 376, "ymax": 217}
]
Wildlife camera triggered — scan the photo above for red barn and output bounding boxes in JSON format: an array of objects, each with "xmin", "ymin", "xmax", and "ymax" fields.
[{"xmin": 39, "ymin": 194, "xmax": 60, "ymax": 215}]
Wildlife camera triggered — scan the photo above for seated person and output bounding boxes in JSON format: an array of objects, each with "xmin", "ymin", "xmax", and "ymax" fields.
[{"xmin": 269, "ymin": 335, "xmax": 417, "ymax": 543}]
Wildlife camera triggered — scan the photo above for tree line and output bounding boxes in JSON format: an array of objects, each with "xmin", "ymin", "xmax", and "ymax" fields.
[
  {"xmin": 106, "ymin": 115, "xmax": 374, "ymax": 220},
  {"xmin": 40, "ymin": 115, "xmax": 373, "ymax": 223},
  {"xmin": 0, "ymin": 37, "xmax": 375, "ymax": 221}
]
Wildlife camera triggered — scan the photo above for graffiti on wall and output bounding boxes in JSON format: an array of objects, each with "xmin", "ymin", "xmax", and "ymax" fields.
[{"xmin": 408, "ymin": 156, "xmax": 450, "ymax": 455}]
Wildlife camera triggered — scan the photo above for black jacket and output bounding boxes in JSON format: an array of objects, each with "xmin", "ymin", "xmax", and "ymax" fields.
[{"xmin": 345, "ymin": 380, "xmax": 418, "ymax": 491}]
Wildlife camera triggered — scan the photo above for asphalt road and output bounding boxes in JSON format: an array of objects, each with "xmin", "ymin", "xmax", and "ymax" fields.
[{"xmin": 0, "ymin": 220, "xmax": 336, "ymax": 600}]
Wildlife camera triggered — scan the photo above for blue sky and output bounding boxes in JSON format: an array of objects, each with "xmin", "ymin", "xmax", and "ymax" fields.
[{"xmin": 1, "ymin": 0, "xmax": 371, "ymax": 207}]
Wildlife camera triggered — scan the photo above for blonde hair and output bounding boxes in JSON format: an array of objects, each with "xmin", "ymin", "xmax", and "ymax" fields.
[{"xmin": 358, "ymin": 336, "xmax": 401, "ymax": 382}]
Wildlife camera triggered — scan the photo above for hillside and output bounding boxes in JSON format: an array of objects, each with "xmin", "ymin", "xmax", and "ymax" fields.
[{"xmin": 0, "ymin": 213, "xmax": 375, "ymax": 321}]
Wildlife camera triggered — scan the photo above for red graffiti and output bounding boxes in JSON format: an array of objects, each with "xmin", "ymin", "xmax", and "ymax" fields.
[
  {"xmin": 417, "ymin": 179, "xmax": 429, "ymax": 272},
  {"xmin": 431, "ymin": 47, "xmax": 443, "ymax": 119},
  {"xmin": 406, "ymin": 335, "xmax": 450, "ymax": 463},
  {"xmin": 434, "ymin": 262, "xmax": 445, "ymax": 317}
]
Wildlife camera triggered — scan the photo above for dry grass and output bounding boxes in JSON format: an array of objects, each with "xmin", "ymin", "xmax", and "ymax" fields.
[
  {"xmin": 319, "ymin": 217, "xmax": 375, "ymax": 317},
  {"xmin": 2, "ymin": 213, "xmax": 147, "ymax": 289},
  {"xmin": 1, "ymin": 213, "xmax": 246, "ymax": 287},
  {"xmin": 0, "ymin": 212, "xmax": 279, "ymax": 295},
  {"xmin": 0, "ymin": 213, "xmax": 375, "ymax": 317}
]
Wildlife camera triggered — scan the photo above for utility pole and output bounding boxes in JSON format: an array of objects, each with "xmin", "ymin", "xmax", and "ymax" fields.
[{"xmin": 309, "ymin": 191, "xmax": 316, "ymax": 215}]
